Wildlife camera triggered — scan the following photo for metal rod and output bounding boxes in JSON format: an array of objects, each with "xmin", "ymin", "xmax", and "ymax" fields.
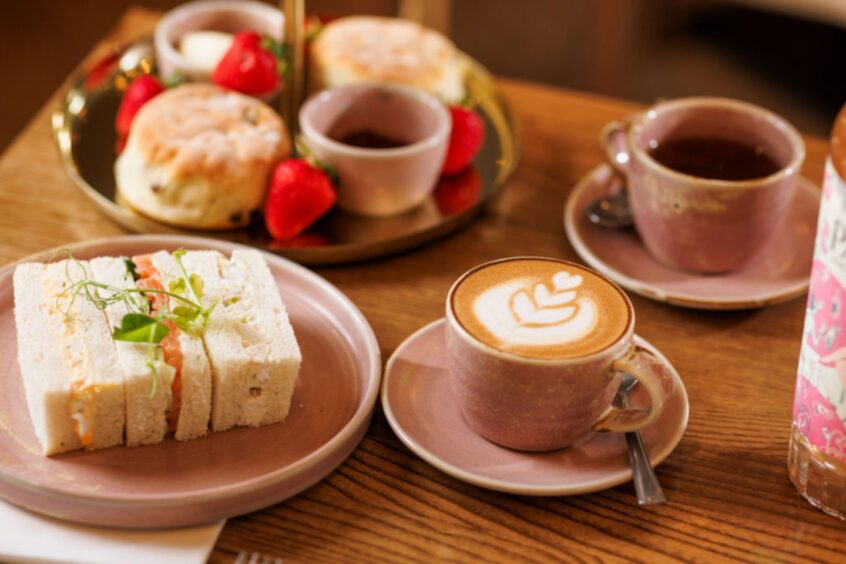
[{"xmin": 281, "ymin": 0, "xmax": 305, "ymax": 140}]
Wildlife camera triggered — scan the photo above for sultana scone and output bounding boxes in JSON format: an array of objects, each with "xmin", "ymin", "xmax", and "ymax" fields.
[
  {"xmin": 116, "ymin": 83, "xmax": 290, "ymax": 230},
  {"xmin": 309, "ymin": 16, "xmax": 465, "ymax": 103}
]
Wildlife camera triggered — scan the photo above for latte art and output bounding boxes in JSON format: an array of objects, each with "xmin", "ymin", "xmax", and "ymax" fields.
[
  {"xmin": 452, "ymin": 259, "xmax": 630, "ymax": 359},
  {"xmin": 474, "ymin": 272, "xmax": 597, "ymax": 348}
]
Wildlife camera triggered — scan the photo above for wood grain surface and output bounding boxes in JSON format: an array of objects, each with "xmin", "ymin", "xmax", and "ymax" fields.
[{"xmin": 1, "ymin": 7, "xmax": 844, "ymax": 563}]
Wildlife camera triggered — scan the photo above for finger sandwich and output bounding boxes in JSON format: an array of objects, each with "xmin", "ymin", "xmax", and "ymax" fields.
[
  {"xmin": 13, "ymin": 248, "xmax": 302, "ymax": 456},
  {"xmin": 89, "ymin": 253, "xmax": 213, "ymax": 444},
  {"xmin": 13, "ymin": 260, "xmax": 126, "ymax": 455},
  {"xmin": 129, "ymin": 251, "xmax": 213, "ymax": 442},
  {"xmin": 180, "ymin": 250, "xmax": 302, "ymax": 431}
]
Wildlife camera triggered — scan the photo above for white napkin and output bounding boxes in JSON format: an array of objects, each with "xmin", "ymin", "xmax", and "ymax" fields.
[{"xmin": 0, "ymin": 500, "xmax": 223, "ymax": 564}]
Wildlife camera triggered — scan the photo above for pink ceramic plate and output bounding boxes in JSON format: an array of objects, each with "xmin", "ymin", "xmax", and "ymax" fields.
[
  {"xmin": 0, "ymin": 235, "xmax": 381, "ymax": 528},
  {"xmin": 382, "ymin": 319, "xmax": 688, "ymax": 496},
  {"xmin": 563, "ymin": 164, "xmax": 819, "ymax": 309}
]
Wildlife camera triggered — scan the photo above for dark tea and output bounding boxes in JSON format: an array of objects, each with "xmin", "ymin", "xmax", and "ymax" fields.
[
  {"xmin": 648, "ymin": 137, "xmax": 782, "ymax": 181},
  {"xmin": 329, "ymin": 128, "xmax": 410, "ymax": 149}
]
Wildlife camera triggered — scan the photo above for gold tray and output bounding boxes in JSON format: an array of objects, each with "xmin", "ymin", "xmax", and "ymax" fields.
[{"xmin": 53, "ymin": 38, "xmax": 518, "ymax": 265}]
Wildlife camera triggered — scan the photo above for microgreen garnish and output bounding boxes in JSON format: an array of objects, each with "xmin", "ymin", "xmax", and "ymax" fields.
[
  {"xmin": 124, "ymin": 258, "xmax": 140, "ymax": 281},
  {"xmin": 189, "ymin": 274, "xmax": 204, "ymax": 299},
  {"xmin": 168, "ymin": 278, "xmax": 185, "ymax": 294},
  {"xmin": 112, "ymin": 313, "xmax": 169, "ymax": 343},
  {"xmin": 53, "ymin": 248, "xmax": 218, "ymax": 399}
]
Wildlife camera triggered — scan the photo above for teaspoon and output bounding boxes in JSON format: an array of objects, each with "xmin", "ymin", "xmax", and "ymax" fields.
[
  {"xmin": 615, "ymin": 373, "xmax": 666, "ymax": 505},
  {"xmin": 585, "ymin": 186, "xmax": 633, "ymax": 228}
]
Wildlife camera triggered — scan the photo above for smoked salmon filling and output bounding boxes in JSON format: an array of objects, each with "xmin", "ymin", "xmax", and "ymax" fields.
[{"xmin": 132, "ymin": 254, "xmax": 184, "ymax": 432}]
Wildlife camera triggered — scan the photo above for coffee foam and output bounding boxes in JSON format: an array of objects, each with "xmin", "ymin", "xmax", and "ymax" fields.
[{"xmin": 451, "ymin": 259, "xmax": 630, "ymax": 359}]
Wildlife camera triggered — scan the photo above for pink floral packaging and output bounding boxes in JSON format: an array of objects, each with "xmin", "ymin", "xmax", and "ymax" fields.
[{"xmin": 793, "ymin": 157, "xmax": 846, "ymax": 462}]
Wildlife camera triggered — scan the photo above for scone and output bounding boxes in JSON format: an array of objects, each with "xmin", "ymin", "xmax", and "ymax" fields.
[
  {"xmin": 116, "ymin": 83, "xmax": 290, "ymax": 230},
  {"xmin": 309, "ymin": 16, "xmax": 465, "ymax": 103}
]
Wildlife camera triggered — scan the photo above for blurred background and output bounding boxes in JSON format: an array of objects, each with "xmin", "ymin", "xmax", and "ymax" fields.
[{"xmin": 0, "ymin": 0, "xmax": 842, "ymax": 153}]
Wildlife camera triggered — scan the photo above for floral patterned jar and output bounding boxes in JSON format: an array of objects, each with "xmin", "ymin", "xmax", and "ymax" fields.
[{"xmin": 788, "ymin": 103, "xmax": 846, "ymax": 520}]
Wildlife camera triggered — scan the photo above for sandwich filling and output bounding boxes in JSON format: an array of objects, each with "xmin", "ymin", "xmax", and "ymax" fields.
[
  {"xmin": 132, "ymin": 255, "xmax": 184, "ymax": 433},
  {"xmin": 48, "ymin": 265, "xmax": 97, "ymax": 447}
]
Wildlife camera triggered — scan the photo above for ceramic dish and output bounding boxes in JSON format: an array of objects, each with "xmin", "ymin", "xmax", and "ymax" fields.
[
  {"xmin": 563, "ymin": 164, "xmax": 819, "ymax": 310},
  {"xmin": 382, "ymin": 319, "xmax": 689, "ymax": 496},
  {"xmin": 52, "ymin": 38, "xmax": 518, "ymax": 265},
  {"xmin": 300, "ymin": 83, "xmax": 451, "ymax": 217},
  {"xmin": 154, "ymin": 0, "xmax": 283, "ymax": 83},
  {"xmin": 0, "ymin": 235, "xmax": 381, "ymax": 528}
]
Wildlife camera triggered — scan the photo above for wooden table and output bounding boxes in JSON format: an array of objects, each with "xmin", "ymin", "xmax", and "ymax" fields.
[{"xmin": 1, "ymin": 8, "xmax": 844, "ymax": 562}]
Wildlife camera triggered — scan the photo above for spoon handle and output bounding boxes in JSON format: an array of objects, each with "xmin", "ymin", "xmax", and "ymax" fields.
[
  {"xmin": 616, "ymin": 384, "xmax": 667, "ymax": 505},
  {"xmin": 625, "ymin": 429, "xmax": 666, "ymax": 505}
]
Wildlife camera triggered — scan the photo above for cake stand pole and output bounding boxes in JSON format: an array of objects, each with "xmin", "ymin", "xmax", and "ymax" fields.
[{"xmin": 281, "ymin": 0, "xmax": 305, "ymax": 139}]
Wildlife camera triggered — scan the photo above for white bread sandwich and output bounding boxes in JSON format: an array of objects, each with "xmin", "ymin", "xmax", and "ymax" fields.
[
  {"xmin": 89, "ymin": 256, "xmax": 174, "ymax": 446},
  {"xmin": 13, "ymin": 259, "xmax": 126, "ymax": 455},
  {"xmin": 180, "ymin": 250, "xmax": 302, "ymax": 431},
  {"xmin": 309, "ymin": 16, "xmax": 466, "ymax": 103},
  {"xmin": 127, "ymin": 251, "xmax": 213, "ymax": 441},
  {"xmin": 14, "ymin": 248, "xmax": 301, "ymax": 456}
]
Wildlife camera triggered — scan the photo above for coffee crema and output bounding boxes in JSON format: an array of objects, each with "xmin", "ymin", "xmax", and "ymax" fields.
[
  {"xmin": 451, "ymin": 259, "xmax": 630, "ymax": 359},
  {"xmin": 648, "ymin": 136, "xmax": 782, "ymax": 181}
]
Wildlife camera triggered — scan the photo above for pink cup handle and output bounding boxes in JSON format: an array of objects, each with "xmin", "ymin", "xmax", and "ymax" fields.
[
  {"xmin": 592, "ymin": 345, "xmax": 675, "ymax": 433},
  {"xmin": 600, "ymin": 119, "xmax": 633, "ymax": 179}
]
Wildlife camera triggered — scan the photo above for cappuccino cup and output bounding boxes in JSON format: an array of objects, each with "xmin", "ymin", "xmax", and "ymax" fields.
[
  {"xmin": 445, "ymin": 257, "xmax": 674, "ymax": 452},
  {"xmin": 602, "ymin": 97, "xmax": 805, "ymax": 273}
]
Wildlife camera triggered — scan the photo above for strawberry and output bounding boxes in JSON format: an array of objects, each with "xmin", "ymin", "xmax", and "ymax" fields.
[
  {"xmin": 213, "ymin": 31, "xmax": 280, "ymax": 96},
  {"xmin": 442, "ymin": 105, "xmax": 485, "ymax": 175},
  {"xmin": 264, "ymin": 159, "xmax": 336, "ymax": 240},
  {"xmin": 115, "ymin": 75, "xmax": 164, "ymax": 138},
  {"xmin": 434, "ymin": 167, "xmax": 482, "ymax": 215},
  {"xmin": 85, "ymin": 52, "xmax": 120, "ymax": 91}
]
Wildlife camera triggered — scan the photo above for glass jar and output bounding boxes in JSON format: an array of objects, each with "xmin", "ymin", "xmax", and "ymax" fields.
[{"xmin": 787, "ymin": 103, "xmax": 846, "ymax": 519}]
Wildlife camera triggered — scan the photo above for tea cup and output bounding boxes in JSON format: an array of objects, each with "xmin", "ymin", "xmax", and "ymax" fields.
[{"xmin": 602, "ymin": 97, "xmax": 805, "ymax": 273}]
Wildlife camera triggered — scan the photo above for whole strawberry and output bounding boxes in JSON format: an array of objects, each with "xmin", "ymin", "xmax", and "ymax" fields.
[
  {"xmin": 264, "ymin": 159, "xmax": 336, "ymax": 240},
  {"xmin": 115, "ymin": 75, "xmax": 164, "ymax": 138},
  {"xmin": 213, "ymin": 31, "xmax": 280, "ymax": 96},
  {"xmin": 442, "ymin": 105, "xmax": 485, "ymax": 175}
]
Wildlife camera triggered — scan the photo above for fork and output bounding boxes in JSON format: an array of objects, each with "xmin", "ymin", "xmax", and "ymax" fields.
[{"xmin": 235, "ymin": 550, "xmax": 284, "ymax": 564}]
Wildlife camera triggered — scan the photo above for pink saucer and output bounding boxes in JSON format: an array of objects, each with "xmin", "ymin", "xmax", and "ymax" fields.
[
  {"xmin": 0, "ymin": 235, "xmax": 381, "ymax": 528},
  {"xmin": 564, "ymin": 164, "xmax": 819, "ymax": 309},
  {"xmin": 382, "ymin": 319, "xmax": 688, "ymax": 496}
]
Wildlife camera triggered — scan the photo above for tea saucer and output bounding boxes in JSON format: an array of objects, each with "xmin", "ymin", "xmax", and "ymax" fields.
[
  {"xmin": 381, "ymin": 319, "xmax": 689, "ymax": 496},
  {"xmin": 563, "ymin": 164, "xmax": 819, "ymax": 309}
]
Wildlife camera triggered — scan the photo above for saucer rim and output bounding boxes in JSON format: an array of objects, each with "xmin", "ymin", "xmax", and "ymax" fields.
[
  {"xmin": 563, "ymin": 164, "xmax": 818, "ymax": 310},
  {"xmin": 381, "ymin": 318, "xmax": 690, "ymax": 496}
]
